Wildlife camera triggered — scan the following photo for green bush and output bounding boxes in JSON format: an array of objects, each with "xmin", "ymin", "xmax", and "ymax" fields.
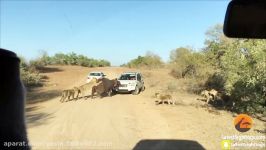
[
  {"xmin": 19, "ymin": 51, "xmax": 111, "ymax": 86},
  {"xmin": 204, "ymin": 72, "xmax": 226, "ymax": 92},
  {"xmin": 169, "ymin": 24, "xmax": 266, "ymax": 116},
  {"xmin": 20, "ymin": 68, "xmax": 42, "ymax": 86},
  {"xmin": 43, "ymin": 52, "xmax": 111, "ymax": 67},
  {"xmin": 169, "ymin": 47, "xmax": 214, "ymax": 80},
  {"xmin": 124, "ymin": 51, "xmax": 164, "ymax": 69},
  {"xmin": 19, "ymin": 57, "xmax": 42, "ymax": 87},
  {"xmin": 202, "ymin": 25, "xmax": 266, "ymax": 115}
]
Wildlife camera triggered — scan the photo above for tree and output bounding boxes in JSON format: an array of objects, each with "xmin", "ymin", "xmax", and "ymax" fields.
[{"xmin": 203, "ymin": 24, "xmax": 266, "ymax": 115}]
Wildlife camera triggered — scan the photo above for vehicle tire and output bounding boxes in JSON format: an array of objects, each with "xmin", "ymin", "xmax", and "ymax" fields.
[
  {"xmin": 141, "ymin": 85, "xmax": 145, "ymax": 92},
  {"xmin": 112, "ymin": 89, "xmax": 117, "ymax": 95},
  {"xmin": 132, "ymin": 87, "xmax": 140, "ymax": 95}
]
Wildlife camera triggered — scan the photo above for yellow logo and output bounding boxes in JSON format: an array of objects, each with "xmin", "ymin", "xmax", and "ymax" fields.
[{"xmin": 221, "ymin": 140, "xmax": 232, "ymax": 150}]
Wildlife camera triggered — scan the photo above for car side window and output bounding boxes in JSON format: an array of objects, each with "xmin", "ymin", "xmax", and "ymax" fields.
[{"xmin": 137, "ymin": 74, "xmax": 141, "ymax": 81}]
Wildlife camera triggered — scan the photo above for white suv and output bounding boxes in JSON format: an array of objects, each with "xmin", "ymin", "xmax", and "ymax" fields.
[
  {"xmin": 87, "ymin": 71, "xmax": 106, "ymax": 82},
  {"xmin": 116, "ymin": 72, "xmax": 145, "ymax": 95}
]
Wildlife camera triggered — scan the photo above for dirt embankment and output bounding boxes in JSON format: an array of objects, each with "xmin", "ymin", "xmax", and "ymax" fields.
[{"xmin": 26, "ymin": 66, "xmax": 266, "ymax": 150}]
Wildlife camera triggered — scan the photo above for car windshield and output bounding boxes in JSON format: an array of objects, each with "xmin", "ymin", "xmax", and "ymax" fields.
[
  {"xmin": 90, "ymin": 73, "xmax": 101, "ymax": 76},
  {"xmin": 119, "ymin": 74, "xmax": 136, "ymax": 80}
]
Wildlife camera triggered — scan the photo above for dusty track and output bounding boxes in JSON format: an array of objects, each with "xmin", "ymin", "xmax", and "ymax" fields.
[{"xmin": 26, "ymin": 66, "xmax": 265, "ymax": 150}]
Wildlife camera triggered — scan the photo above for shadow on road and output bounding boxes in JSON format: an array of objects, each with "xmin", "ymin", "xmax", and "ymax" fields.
[
  {"xmin": 26, "ymin": 88, "xmax": 61, "ymax": 104},
  {"xmin": 38, "ymin": 66, "xmax": 63, "ymax": 73},
  {"xmin": 26, "ymin": 105, "xmax": 54, "ymax": 127},
  {"xmin": 133, "ymin": 139, "xmax": 205, "ymax": 150}
]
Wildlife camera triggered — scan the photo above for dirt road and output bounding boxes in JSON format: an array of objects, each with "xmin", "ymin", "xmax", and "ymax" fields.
[{"xmin": 26, "ymin": 66, "xmax": 266, "ymax": 150}]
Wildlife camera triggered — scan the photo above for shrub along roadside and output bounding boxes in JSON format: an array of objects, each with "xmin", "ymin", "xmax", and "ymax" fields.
[
  {"xmin": 122, "ymin": 51, "xmax": 164, "ymax": 69},
  {"xmin": 30, "ymin": 52, "xmax": 111, "ymax": 68},
  {"xmin": 168, "ymin": 25, "xmax": 266, "ymax": 116},
  {"xmin": 19, "ymin": 57, "xmax": 43, "ymax": 87},
  {"xmin": 19, "ymin": 52, "xmax": 111, "ymax": 87}
]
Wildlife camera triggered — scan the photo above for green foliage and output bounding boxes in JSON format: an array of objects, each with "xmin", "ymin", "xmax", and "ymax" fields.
[
  {"xmin": 203, "ymin": 25, "xmax": 266, "ymax": 115},
  {"xmin": 19, "ymin": 57, "xmax": 42, "ymax": 86},
  {"xmin": 125, "ymin": 51, "xmax": 164, "ymax": 69},
  {"xmin": 204, "ymin": 72, "xmax": 226, "ymax": 91},
  {"xmin": 31, "ymin": 52, "xmax": 111, "ymax": 67},
  {"xmin": 19, "ymin": 51, "xmax": 111, "ymax": 86},
  {"xmin": 169, "ymin": 47, "xmax": 214, "ymax": 79},
  {"xmin": 169, "ymin": 24, "xmax": 265, "ymax": 115}
]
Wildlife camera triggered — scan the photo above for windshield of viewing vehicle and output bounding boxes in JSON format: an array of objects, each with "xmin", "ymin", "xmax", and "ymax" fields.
[{"xmin": 1, "ymin": 0, "xmax": 265, "ymax": 150}]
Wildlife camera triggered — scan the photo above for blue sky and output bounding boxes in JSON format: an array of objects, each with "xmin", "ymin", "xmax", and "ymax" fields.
[{"xmin": 0, "ymin": 0, "xmax": 229, "ymax": 66}]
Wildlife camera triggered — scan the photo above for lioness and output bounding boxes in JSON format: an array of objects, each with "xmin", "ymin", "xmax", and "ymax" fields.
[
  {"xmin": 60, "ymin": 89, "xmax": 75, "ymax": 102},
  {"xmin": 154, "ymin": 92, "xmax": 176, "ymax": 105},
  {"xmin": 76, "ymin": 78, "xmax": 98, "ymax": 99},
  {"xmin": 200, "ymin": 89, "xmax": 218, "ymax": 103},
  {"xmin": 91, "ymin": 78, "xmax": 120, "ymax": 98},
  {"xmin": 209, "ymin": 89, "xmax": 218, "ymax": 101},
  {"xmin": 200, "ymin": 90, "xmax": 211, "ymax": 102},
  {"xmin": 73, "ymin": 87, "xmax": 81, "ymax": 100},
  {"xmin": 60, "ymin": 87, "xmax": 80, "ymax": 102}
]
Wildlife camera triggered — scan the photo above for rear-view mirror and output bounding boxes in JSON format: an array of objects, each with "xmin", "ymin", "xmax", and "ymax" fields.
[{"xmin": 223, "ymin": 0, "xmax": 266, "ymax": 39}]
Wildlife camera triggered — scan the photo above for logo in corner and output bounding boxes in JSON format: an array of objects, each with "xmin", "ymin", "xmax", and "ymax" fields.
[
  {"xmin": 234, "ymin": 114, "xmax": 253, "ymax": 132},
  {"xmin": 221, "ymin": 140, "xmax": 232, "ymax": 150}
]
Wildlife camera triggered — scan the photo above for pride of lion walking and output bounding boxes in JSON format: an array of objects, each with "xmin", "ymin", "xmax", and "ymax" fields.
[{"xmin": 60, "ymin": 77, "xmax": 120, "ymax": 102}]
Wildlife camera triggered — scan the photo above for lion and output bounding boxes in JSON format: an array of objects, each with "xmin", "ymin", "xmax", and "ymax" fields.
[
  {"xmin": 73, "ymin": 87, "xmax": 81, "ymax": 100},
  {"xmin": 60, "ymin": 89, "xmax": 75, "ymax": 102},
  {"xmin": 200, "ymin": 90, "xmax": 211, "ymax": 102},
  {"xmin": 154, "ymin": 92, "xmax": 176, "ymax": 105},
  {"xmin": 76, "ymin": 78, "xmax": 98, "ymax": 99},
  {"xmin": 91, "ymin": 78, "xmax": 120, "ymax": 99},
  {"xmin": 209, "ymin": 89, "xmax": 218, "ymax": 101},
  {"xmin": 60, "ymin": 86, "xmax": 80, "ymax": 102},
  {"xmin": 200, "ymin": 89, "xmax": 218, "ymax": 103}
]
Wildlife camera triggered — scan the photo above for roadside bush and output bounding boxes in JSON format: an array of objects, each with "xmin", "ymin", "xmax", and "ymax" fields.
[
  {"xmin": 168, "ymin": 24, "xmax": 265, "ymax": 116},
  {"xmin": 204, "ymin": 72, "xmax": 226, "ymax": 92},
  {"xmin": 44, "ymin": 52, "xmax": 111, "ymax": 67},
  {"xmin": 202, "ymin": 25, "xmax": 266, "ymax": 115},
  {"xmin": 18, "ymin": 51, "xmax": 111, "ymax": 86},
  {"xmin": 20, "ymin": 69, "xmax": 42, "ymax": 86},
  {"xmin": 169, "ymin": 47, "xmax": 215, "ymax": 80},
  {"xmin": 231, "ymin": 76, "xmax": 265, "ymax": 115},
  {"xmin": 19, "ymin": 57, "xmax": 42, "ymax": 87},
  {"xmin": 125, "ymin": 51, "xmax": 164, "ymax": 69}
]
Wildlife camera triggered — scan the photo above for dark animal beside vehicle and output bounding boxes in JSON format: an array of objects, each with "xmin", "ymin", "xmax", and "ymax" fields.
[
  {"xmin": 76, "ymin": 78, "xmax": 98, "ymax": 99},
  {"xmin": 91, "ymin": 78, "xmax": 120, "ymax": 98}
]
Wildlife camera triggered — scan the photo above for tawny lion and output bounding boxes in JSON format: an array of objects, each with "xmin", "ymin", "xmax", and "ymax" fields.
[
  {"xmin": 60, "ymin": 87, "xmax": 80, "ymax": 102},
  {"xmin": 200, "ymin": 89, "xmax": 218, "ymax": 103},
  {"xmin": 76, "ymin": 78, "xmax": 99, "ymax": 99},
  {"xmin": 154, "ymin": 92, "xmax": 176, "ymax": 105}
]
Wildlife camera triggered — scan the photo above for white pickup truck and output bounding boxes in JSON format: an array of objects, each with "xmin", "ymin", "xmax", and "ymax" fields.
[{"xmin": 116, "ymin": 72, "xmax": 145, "ymax": 95}]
